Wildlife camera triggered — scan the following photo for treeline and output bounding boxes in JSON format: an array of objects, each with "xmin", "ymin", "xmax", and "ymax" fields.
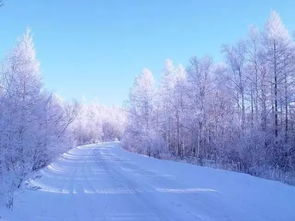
[
  {"xmin": 123, "ymin": 11, "xmax": 295, "ymax": 184},
  {"xmin": 0, "ymin": 30, "xmax": 125, "ymax": 208}
]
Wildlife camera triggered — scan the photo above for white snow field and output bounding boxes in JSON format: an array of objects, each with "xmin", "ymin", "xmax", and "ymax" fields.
[{"xmin": 1, "ymin": 142, "xmax": 295, "ymax": 221}]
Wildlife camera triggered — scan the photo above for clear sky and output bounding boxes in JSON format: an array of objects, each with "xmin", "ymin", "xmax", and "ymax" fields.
[{"xmin": 0, "ymin": 0, "xmax": 295, "ymax": 105}]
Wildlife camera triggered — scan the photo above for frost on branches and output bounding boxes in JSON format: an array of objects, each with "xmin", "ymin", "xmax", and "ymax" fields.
[
  {"xmin": 122, "ymin": 11, "xmax": 295, "ymax": 185},
  {"xmin": 0, "ymin": 30, "xmax": 77, "ymax": 208}
]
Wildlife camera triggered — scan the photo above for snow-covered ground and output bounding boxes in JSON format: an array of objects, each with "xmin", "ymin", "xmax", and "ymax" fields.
[{"xmin": 1, "ymin": 142, "xmax": 295, "ymax": 221}]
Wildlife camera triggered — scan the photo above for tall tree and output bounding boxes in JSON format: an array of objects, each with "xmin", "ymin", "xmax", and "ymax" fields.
[
  {"xmin": 123, "ymin": 68, "xmax": 157, "ymax": 155},
  {"xmin": 262, "ymin": 11, "xmax": 293, "ymax": 138},
  {"xmin": 223, "ymin": 41, "xmax": 248, "ymax": 132},
  {"xmin": 186, "ymin": 57, "xmax": 213, "ymax": 159}
]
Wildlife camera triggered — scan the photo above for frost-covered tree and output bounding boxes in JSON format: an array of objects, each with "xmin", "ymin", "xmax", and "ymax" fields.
[
  {"xmin": 223, "ymin": 42, "xmax": 248, "ymax": 132},
  {"xmin": 159, "ymin": 59, "xmax": 188, "ymax": 157},
  {"xmin": 123, "ymin": 68, "xmax": 164, "ymax": 156},
  {"xmin": 262, "ymin": 11, "xmax": 294, "ymax": 139},
  {"xmin": 185, "ymin": 57, "xmax": 214, "ymax": 160},
  {"xmin": 0, "ymin": 30, "xmax": 76, "ymax": 208},
  {"xmin": 122, "ymin": 11, "xmax": 295, "ymax": 185}
]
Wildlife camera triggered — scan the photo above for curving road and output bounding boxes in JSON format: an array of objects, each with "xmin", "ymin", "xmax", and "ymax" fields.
[{"xmin": 3, "ymin": 142, "xmax": 295, "ymax": 221}]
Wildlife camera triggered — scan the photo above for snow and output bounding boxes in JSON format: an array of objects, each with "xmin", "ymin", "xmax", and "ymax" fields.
[{"xmin": 1, "ymin": 142, "xmax": 295, "ymax": 221}]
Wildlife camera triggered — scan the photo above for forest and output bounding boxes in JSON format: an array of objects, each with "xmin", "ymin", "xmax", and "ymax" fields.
[
  {"xmin": 123, "ymin": 11, "xmax": 295, "ymax": 185},
  {"xmin": 1, "ymin": 10, "xmax": 295, "ymax": 209}
]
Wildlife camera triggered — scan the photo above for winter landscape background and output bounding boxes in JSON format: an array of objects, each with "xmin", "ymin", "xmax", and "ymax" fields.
[{"xmin": 0, "ymin": 1, "xmax": 295, "ymax": 220}]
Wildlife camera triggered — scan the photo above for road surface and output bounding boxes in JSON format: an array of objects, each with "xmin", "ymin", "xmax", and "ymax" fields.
[{"xmin": 2, "ymin": 142, "xmax": 295, "ymax": 221}]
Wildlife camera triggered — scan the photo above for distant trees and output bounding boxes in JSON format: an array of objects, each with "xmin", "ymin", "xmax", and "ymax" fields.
[
  {"xmin": 71, "ymin": 103, "xmax": 126, "ymax": 145},
  {"xmin": 123, "ymin": 11, "xmax": 295, "ymax": 184}
]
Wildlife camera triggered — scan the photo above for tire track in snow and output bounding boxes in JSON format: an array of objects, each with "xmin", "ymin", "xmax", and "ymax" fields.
[{"xmin": 93, "ymin": 147, "xmax": 184, "ymax": 221}]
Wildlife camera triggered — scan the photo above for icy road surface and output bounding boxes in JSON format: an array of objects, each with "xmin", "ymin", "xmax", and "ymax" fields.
[{"xmin": 2, "ymin": 142, "xmax": 295, "ymax": 221}]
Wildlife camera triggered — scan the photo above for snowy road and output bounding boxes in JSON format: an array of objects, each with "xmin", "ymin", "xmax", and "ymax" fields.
[{"xmin": 2, "ymin": 142, "xmax": 295, "ymax": 221}]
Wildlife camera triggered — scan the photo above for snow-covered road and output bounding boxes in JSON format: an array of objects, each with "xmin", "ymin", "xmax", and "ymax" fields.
[{"xmin": 2, "ymin": 142, "xmax": 295, "ymax": 221}]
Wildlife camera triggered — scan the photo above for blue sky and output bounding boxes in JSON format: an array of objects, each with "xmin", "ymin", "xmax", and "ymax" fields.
[{"xmin": 0, "ymin": 0, "xmax": 295, "ymax": 105}]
